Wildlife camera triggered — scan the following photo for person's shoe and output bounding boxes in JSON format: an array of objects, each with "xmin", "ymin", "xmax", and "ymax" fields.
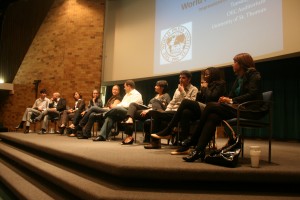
[
  {"xmin": 181, "ymin": 138, "xmax": 192, "ymax": 147},
  {"xmin": 170, "ymin": 146, "xmax": 190, "ymax": 155},
  {"xmin": 93, "ymin": 135, "xmax": 106, "ymax": 141},
  {"xmin": 38, "ymin": 129, "xmax": 47, "ymax": 134},
  {"xmin": 144, "ymin": 139, "xmax": 161, "ymax": 149},
  {"xmin": 23, "ymin": 126, "xmax": 30, "ymax": 134},
  {"xmin": 77, "ymin": 135, "xmax": 90, "ymax": 139},
  {"xmin": 182, "ymin": 149, "xmax": 205, "ymax": 162},
  {"xmin": 122, "ymin": 136, "xmax": 134, "ymax": 145},
  {"xmin": 57, "ymin": 127, "xmax": 64, "ymax": 135},
  {"xmin": 15, "ymin": 121, "xmax": 24, "ymax": 129},
  {"xmin": 143, "ymin": 134, "xmax": 151, "ymax": 143}
]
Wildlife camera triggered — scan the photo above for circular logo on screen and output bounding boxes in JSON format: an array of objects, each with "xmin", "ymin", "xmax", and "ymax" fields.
[{"xmin": 160, "ymin": 25, "xmax": 191, "ymax": 63}]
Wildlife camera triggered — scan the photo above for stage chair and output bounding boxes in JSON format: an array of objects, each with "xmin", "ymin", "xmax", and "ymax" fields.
[{"xmin": 224, "ymin": 91, "xmax": 273, "ymax": 163}]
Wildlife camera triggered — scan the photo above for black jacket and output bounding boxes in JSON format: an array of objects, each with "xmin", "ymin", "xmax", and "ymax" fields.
[
  {"xmin": 229, "ymin": 68, "xmax": 262, "ymax": 104},
  {"xmin": 197, "ymin": 80, "xmax": 227, "ymax": 103},
  {"xmin": 49, "ymin": 98, "xmax": 67, "ymax": 112}
]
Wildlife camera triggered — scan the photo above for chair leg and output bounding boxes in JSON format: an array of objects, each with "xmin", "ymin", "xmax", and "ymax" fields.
[
  {"xmin": 134, "ymin": 120, "xmax": 137, "ymax": 143},
  {"xmin": 268, "ymin": 126, "xmax": 272, "ymax": 163}
]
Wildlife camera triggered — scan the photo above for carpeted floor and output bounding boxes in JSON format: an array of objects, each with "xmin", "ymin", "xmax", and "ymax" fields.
[{"xmin": 1, "ymin": 131, "xmax": 300, "ymax": 199}]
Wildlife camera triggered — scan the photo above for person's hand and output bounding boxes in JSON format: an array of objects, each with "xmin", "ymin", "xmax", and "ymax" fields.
[
  {"xmin": 178, "ymin": 84, "xmax": 184, "ymax": 93},
  {"xmin": 219, "ymin": 96, "xmax": 232, "ymax": 104},
  {"xmin": 81, "ymin": 111, "xmax": 86, "ymax": 116},
  {"xmin": 201, "ymin": 81, "xmax": 208, "ymax": 88},
  {"xmin": 140, "ymin": 109, "xmax": 149, "ymax": 117},
  {"xmin": 68, "ymin": 109, "xmax": 74, "ymax": 113}
]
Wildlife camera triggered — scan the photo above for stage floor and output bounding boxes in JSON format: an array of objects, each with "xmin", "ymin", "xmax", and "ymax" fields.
[{"xmin": 1, "ymin": 131, "xmax": 300, "ymax": 199}]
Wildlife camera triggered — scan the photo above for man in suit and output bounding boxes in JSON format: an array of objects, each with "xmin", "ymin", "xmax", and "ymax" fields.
[{"xmin": 34, "ymin": 92, "xmax": 67, "ymax": 134}]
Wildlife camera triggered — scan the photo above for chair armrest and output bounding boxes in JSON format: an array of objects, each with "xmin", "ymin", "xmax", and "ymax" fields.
[{"xmin": 237, "ymin": 100, "xmax": 272, "ymax": 111}]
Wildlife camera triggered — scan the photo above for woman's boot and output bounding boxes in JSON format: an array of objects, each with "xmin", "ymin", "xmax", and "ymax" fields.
[
  {"xmin": 182, "ymin": 147, "xmax": 205, "ymax": 162},
  {"xmin": 144, "ymin": 138, "xmax": 161, "ymax": 149}
]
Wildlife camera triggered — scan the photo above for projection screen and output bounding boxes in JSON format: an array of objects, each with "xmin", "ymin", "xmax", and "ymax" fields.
[{"xmin": 102, "ymin": 0, "xmax": 300, "ymax": 85}]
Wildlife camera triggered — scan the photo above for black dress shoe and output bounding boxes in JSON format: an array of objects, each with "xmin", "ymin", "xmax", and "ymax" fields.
[
  {"xmin": 16, "ymin": 122, "xmax": 24, "ymax": 129},
  {"xmin": 182, "ymin": 149, "xmax": 205, "ymax": 162},
  {"xmin": 93, "ymin": 135, "xmax": 106, "ymax": 141},
  {"xmin": 77, "ymin": 135, "xmax": 90, "ymax": 139},
  {"xmin": 23, "ymin": 127, "xmax": 29, "ymax": 134}
]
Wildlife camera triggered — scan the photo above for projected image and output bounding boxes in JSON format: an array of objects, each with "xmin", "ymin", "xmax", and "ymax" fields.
[
  {"xmin": 154, "ymin": 0, "xmax": 283, "ymax": 75},
  {"xmin": 160, "ymin": 22, "xmax": 192, "ymax": 65}
]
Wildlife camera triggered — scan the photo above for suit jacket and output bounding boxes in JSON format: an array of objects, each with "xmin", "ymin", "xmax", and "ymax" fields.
[
  {"xmin": 75, "ymin": 99, "xmax": 86, "ymax": 112},
  {"xmin": 49, "ymin": 98, "xmax": 67, "ymax": 112}
]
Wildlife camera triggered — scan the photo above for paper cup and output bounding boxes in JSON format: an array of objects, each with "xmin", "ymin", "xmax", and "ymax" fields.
[{"xmin": 250, "ymin": 146, "xmax": 261, "ymax": 168}]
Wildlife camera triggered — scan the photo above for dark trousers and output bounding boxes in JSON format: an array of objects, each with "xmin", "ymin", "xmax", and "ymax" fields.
[{"xmin": 167, "ymin": 99, "xmax": 202, "ymax": 141}]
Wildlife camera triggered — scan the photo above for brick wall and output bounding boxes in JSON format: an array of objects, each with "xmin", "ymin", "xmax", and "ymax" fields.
[{"xmin": 1, "ymin": 0, "xmax": 105, "ymax": 131}]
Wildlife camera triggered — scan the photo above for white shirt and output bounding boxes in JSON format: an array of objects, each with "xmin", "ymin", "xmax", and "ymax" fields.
[{"xmin": 117, "ymin": 89, "xmax": 143, "ymax": 108}]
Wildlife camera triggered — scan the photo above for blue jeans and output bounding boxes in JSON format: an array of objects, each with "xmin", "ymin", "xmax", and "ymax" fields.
[{"xmin": 98, "ymin": 106, "xmax": 128, "ymax": 139}]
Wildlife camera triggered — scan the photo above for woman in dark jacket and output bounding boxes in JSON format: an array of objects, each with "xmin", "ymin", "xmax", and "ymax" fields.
[
  {"xmin": 182, "ymin": 52, "xmax": 264, "ymax": 162},
  {"xmin": 150, "ymin": 67, "xmax": 226, "ymax": 152}
]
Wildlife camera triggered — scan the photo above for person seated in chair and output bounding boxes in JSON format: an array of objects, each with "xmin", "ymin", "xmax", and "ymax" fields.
[
  {"xmin": 15, "ymin": 89, "xmax": 50, "ymax": 133},
  {"xmin": 76, "ymin": 85, "xmax": 121, "ymax": 138},
  {"xmin": 122, "ymin": 80, "xmax": 171, "ymax": 143},
  {"xmin": 151, "ymin": 67, "xmax": 226, "ymax": 154},
  {"xmin": 34, "ymin": 92, "xmax": 67, "ymax": 134},
  {"xmin": 66, "ymin": 89, "xmax": 103, "ymax": 134},
  {"xmin": 144, "ymin": 70, "xmax": 198, "ymax": 149},
  {"xmin": 58, "ymin": 91, "xmax": 85, "ymax": 136},
  {"xmin": 89, "ymin": 80, "xmax": 143, "ymax": 143},
  {"xmin": 181, "ymin": 53, "xmax": 266, "ymax": 162}
]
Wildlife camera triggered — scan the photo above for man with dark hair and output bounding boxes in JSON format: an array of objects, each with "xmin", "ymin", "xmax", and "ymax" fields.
[
  {"xmin": 15, "ymin": 89, "xmax": 50, "ymax": 133},
  {"xmin": 144, "ymin": 70, "xmax": 198, "ymax": 149},
  {"xmin": 83, "ymin": 80, "xmax": 143, "ymax": 143}
]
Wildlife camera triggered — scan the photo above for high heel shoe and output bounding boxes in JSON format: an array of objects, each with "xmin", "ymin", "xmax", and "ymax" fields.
[
  {"xmin": 122, "ymin": 137, "xmax": 134, "ymax": 145},
  {"xmin": 182, "ymin": 149, "xmax": 205, "ymax": 162}
]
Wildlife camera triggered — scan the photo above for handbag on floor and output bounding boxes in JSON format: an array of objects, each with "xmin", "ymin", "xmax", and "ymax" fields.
[{"xmin": 204, "ymin": 120, "xmax": 241, "ymax": 168}]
